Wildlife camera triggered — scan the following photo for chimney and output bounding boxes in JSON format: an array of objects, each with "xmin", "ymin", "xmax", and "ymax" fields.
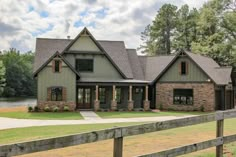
[{"xmin": 67, "ymin": 35, "xmax": 70, "ymax": 39}]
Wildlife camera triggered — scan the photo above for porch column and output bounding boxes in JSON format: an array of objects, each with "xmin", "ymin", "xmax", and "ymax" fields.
[
  {"xmin": 128, "ymin": 85, "xmax": 134, "ymax": 111},
  {"xmin": 111, "ymin": 85, "xmax": 117, "ymax": 110},
  {"xmin": 143, "ymin": 85, "xmax": 150, "ymax": 111},
  {"xmin": 145, "ymin": 85, "xmax": 148, "ymax": 101},
  {"xmin": 94, "ymin": 85, "xmax": 100, "ymax": 111}
]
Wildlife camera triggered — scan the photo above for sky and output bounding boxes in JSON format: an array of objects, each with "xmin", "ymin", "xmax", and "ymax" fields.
[{"xmin": 0, "ymin": 0, "xmax": 208, "ymax": 53}]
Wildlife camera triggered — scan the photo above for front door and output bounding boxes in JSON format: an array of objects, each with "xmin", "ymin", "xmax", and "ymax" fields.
[
  {"xmin": 133, "ymin": 87, "xmax": 144, "ymax": 108},
  {"xmin": 77, "ymin": 87, "xmax": 91, "ymax": 109}
]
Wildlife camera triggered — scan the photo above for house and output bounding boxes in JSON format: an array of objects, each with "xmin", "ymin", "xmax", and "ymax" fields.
[{"xmin": 33, "ymin": 27, "xmax": 234, "ymax": 112}]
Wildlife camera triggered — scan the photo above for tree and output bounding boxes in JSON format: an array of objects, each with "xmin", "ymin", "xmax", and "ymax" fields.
[
  {"xmin": 191, "ymin": 0, "xmax": 236, "ymax": 66},
  {"xmin": 1, "ymin": 48, "xmax": 36, "ymax": 97},
  {"xmin": 140, "ymin": 4, "xmax": 178, "ymax": 55},
  {"xmin": 140, "ymin": 1, "xmax": 236, "ymax": 66},
  {"xmin": 173, "ymin": 5, "xmax": 199, "ymax": 50},
  {"xmin": 0, "ymin": 60, "xmax": 5, "ymax": 96}
]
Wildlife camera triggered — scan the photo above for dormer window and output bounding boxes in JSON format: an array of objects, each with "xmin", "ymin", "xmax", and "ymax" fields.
[
  {"xmin": 76, "ymin": 59, "xmax": 93, "ymax": 72},
  {"xmin": 53, "ymin": 60, "xmax": 61, "ymax": 73},
  {"xmin": 180, "ymin": 61, "xmax": 188, "ymax": 75}
]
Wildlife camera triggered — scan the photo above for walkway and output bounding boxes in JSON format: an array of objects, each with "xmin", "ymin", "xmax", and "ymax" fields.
[
  {"xmin": 80, "ymin": 111, "xmax": 101, "ymax": 120},
  {"xmin": 0, "ymin": 115, "xmax": 196, "ymax": 130}
]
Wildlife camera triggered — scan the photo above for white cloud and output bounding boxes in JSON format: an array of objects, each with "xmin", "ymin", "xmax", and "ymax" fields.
[{"xmin": 0, "ymin": 0, "xmax": 208, "ymax": 53}]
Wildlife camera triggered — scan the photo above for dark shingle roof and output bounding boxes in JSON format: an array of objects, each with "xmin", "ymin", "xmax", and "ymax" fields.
[
  {"xmin": 34, "ymin": 38, "xmax": 71, "ymax": 72},
  {"xmin": 142, "ymin": 55, "xmax": 175, "ymax": 81},
  {"xmin": 34, "ymin": 38, "xmax": 232, "ymax": 85},
  {"xmin": 98, "ymin": 41, "xmax": 133, "ymax": 78},
  {"xmin": 34, "ymin": 38, "xmax": 133, "ymax": 79},
  {"xmin": 126, "ymin": 49, "xmax": 144, "ymax": 80},
  {"xmin": 186, "ymin": 52, "xmax": 232, "ymax": 85}
]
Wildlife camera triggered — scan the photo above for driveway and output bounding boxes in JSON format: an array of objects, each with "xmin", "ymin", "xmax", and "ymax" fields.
[{"xmin": 0, "ymin": 114, "xmax": 196, "ymax": 130}]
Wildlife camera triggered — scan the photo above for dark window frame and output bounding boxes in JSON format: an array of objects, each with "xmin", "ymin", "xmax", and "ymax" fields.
[
  {"xmin": 54, "ymin": 60, "xmax": 60, "ymax": 73},
  {"xmin": 99, "ymin": 87, "xmax": 106, "ymax": 104},
  {"xmin": 76, "ymin": 59, "xmax": 94, "ymax": 72},
  {"xmin": 51, "ymin": 87, "xmax": 63, "ymax": 101},
  {"xmin": 173, "ymin": 89, "xmax": 193, "ymax": 105},
  {"xmin": 181, "ymin": 61, "xmax": 187, "ymax": 75}
]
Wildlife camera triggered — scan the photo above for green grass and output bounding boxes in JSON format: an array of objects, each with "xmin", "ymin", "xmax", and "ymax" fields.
[
  {"xmin": 0, "ymin": 112, "xmax": 83, "ymax": 120},
  {"xmin": 96, "ymin": 111, "xmax": 207, "ymax": 118},
  {"xmin": 1, "ymin": 119, "xmax": 236, "ymax": 156},
  {"xmin": 0, "ymin": 122, "xmax": 143, "ymax": 144}
]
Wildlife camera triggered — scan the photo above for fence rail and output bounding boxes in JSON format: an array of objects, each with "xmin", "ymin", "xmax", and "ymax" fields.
[{"xmin": 1, "ymin": 109, "xmax": 236, "ymax": 157}]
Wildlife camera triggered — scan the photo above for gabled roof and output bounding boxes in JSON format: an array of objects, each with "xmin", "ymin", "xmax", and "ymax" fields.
[
  {"xmin": 33, "ymin": 51, "xmax": 80, "ymax": 77},
  {"xmin": 33, "ymin": 28, "xmax": 232, "ymax": 85},
  {"xmin": 141, "ymin": 50, "xmax": 232, "ymax": 85},
  {"xmin": 185, "ymin": 51, "xmax": 232, "ymax": 85},
  {"xmin": 34, "ymin": 38, "xmax": 71, "ymax": 73},
  {"xmin": 34, "ymin": 38, "xmax": 134, "ymax": 79},
  {"xmin": 61, "ymin": 27, "xmax": 130, "ymax": 79}
]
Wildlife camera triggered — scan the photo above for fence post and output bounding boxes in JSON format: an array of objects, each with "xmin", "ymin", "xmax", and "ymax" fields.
[
  {"xmin": 113, "ymin": 137, "xmax": 123, "ymax": 157},
  {"xmin": 216, "ymin": 112, "xmax": 224, "ymax": 157}
]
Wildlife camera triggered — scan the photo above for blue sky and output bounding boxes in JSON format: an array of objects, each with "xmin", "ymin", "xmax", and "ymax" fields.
[{"xmin": 0, "ymin": 0, "xmax": 208, "ymax": 52}]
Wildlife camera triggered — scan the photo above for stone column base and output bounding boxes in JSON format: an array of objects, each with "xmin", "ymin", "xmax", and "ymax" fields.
[
  {"xmin": 94, "ymin": 100, "xmax": 100, "ymax": 111},
  {"xmin": 143, "ymin": 100, "xmax": 150, "ymax": 111},
  {"xmin": 128, "ymin": 101, "xmax": 134, "ymax": 111},
  {"xmin": 111, "ymin": 100, "xmax": 117, "ymax": 111}
]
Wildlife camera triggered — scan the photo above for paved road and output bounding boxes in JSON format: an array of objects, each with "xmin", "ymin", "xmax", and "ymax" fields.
[{"xmin": 0, "ymin": 115, "xmax": 196, "ymax": 130}]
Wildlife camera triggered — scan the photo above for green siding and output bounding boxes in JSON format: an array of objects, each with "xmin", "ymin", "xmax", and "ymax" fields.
[
  {"xmin": 37, "ymin": 64, "xmax": 76, "ymax": 101},
  {"xmin": 159, "ymin": 56, "xmax": 209, "ymax": 82},
  {"xmin": 64, "ymin": 54, "xmax": 122, "ymax": 79},
  {"xmin": 69, "ymin": 36, "xmax": 101, "ymax": 52}
]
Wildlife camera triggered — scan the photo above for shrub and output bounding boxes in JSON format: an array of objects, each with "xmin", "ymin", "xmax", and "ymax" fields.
[
  {"xmin": 63, "ymin": 106, "xmax": 69, "ymax": 112},
  {"xmin": 200, "ymin": 105, "xmax": 205, "ymax": 112},
  {"xmin": 159, "ymin": 103, "xmax": 163, "ymax": 110},
  {"xmin": 53, "ymin": 106, "xmax": 59, "ymax": 112},
  {"xmin": 28, "ymin": 106, "xmax": 33, "ymax": 112},
  {"xmin": 34, "ymin": 106, "xmax": 39, "ymax": 112},
  {"xmin": 44, "ymin": 106, "xmax": 50, "ymax": 112}
]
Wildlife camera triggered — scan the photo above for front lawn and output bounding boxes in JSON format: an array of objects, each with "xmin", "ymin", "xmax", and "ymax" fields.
[
  {"xmin": 0, "ymin": 122, "xmax": 143, "ymax": 144},
  {"xmin": 96, "ymin": 111, "xmax": 206, "ymax": 118},
  {"xmin": 1, "ymin": 119, "xmax": 236, "ymax": 156},
  {"xmin": 0, "ymin": 108, "xmax": 83, "ymax": 120}
]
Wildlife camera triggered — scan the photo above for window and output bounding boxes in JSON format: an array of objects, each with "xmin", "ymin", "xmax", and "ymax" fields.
[
  {"xmin": 173, "ymin": 89, "xmax": 193, "ymax": 105},
  {"xmin": 116, "ymin": 88, "xmax": 122, "ymax": 104},
  {"xmin": 99, "ymin": 88, "xmax": 106, "ymax": 104},
  {"xmin": 180, "ymin": 61, "xmax": 187, "ymax": 75},
  {"xmin": 54, "ymin": 60, "xmax": 60, "ymax": 72},
  {"xmin": 76, "ymin": 59, "xmax": 93, "ymax": 72},
  {"xmin": 51, "ymin": 87, "xmax": 63, "ymax": 101},
  {"xmin": 135, "ymin": 88, "xmax": 143, "ymax": 93}
]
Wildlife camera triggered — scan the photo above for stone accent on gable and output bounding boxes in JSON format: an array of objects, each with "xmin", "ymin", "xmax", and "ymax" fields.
[{"xmin": 156, "ymin": 83, "xmax": 215, "ymax": 112}]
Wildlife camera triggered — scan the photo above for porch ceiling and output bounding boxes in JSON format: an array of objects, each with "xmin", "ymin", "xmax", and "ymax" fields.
[{"xmin": 77, "ymin": 78, "xmax": 150, "ymax": 86}]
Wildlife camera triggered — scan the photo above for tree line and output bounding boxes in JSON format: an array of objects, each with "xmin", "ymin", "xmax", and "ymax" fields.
[
  {"xmin": 139, "ymin": 0, "xmax": 236, "ymax": 66},
  {"xmin": 0, "ymin": 48, "xmax": 36, "ymax": 97}
]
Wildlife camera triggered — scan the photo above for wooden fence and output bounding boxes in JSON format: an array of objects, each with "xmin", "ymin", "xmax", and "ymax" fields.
[{"xmin": 1, "ymin": 109, "xmax": 236, "ymax": 157}]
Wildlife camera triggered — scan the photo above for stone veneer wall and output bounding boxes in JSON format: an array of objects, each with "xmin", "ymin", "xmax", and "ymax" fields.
[
  {"xmin": 156, "ymin": 83, "xmax": 215, "ymax": 111},
  {"xmin": 37, "ymin": 101, "xmax": 76, "ymax": 111}
]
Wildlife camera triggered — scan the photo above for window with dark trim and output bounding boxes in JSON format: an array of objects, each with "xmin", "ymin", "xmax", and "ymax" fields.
[
  {"xmin": 76, "ymin": 59, "xmax": 93, "ymax": 72},
  {"xmin": 51, "ymin": 87, "xmax": 63, "ymax": 101},
  {"xmin": 181, "ymin": 61, "xmax": 187, "ymax": 75},
  {"xmin": 99, "ymin": 87, "xmax": 106, "ymax": 104},
  {"xmin": 54, "ymin": 60, "xmax": 60, "ymax": 72},
  {"xmin": 116, "ymin": 88, "xmax": 121, "ymax": 104},
  {"xmin": 173, "ymin": 89, "xmax": 193, "ymax": 105}
]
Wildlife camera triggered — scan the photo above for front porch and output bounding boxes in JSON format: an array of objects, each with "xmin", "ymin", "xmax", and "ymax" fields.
[{"xmin": 76, "ymin": 80, "xmax": 150, "ymax": 111}]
